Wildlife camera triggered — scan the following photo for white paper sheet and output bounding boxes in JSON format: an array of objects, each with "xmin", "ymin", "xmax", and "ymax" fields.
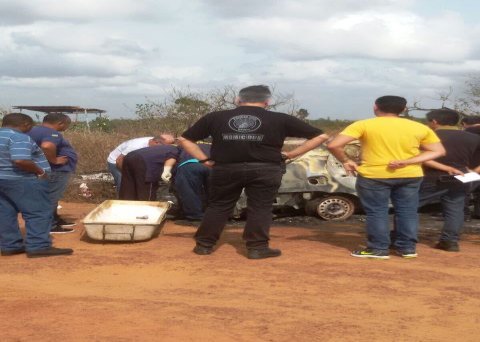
[{"xmin": 454, "ymin": 172, "xmax": 480, "ymax": 183}]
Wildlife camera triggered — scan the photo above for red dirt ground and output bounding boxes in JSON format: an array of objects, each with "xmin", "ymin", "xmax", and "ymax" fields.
[{"xmin": 1, "ymin": 202, "xmax": 479, "ymax": 342}]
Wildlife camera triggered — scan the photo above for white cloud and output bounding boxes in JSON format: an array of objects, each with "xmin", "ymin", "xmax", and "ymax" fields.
[
  {"xmin": 0, "ymin": 0, "xmax": 164, "ymax": 25},
  {"xmin": 201, "ymin": 0, "xmax": 415, "ymax": 19},
  {"xmin": 419, "ymin": 60, "xmax": 480, "ymax": 76},
  {"xmin": 150, "ymin": 66, "xmax": 205, "ymax": 80},
  {"xmin": 0, "ymin": 0, "xmax": 478, "ymax": 119},
  {"xmin": 219, "ymin": 10, "xmax": 473, "ymax": 62}
]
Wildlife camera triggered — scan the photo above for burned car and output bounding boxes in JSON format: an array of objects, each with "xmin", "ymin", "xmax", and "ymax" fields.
[{"xmin": 234, "ymin": 143, "xmax": 360, "ymax": 221}]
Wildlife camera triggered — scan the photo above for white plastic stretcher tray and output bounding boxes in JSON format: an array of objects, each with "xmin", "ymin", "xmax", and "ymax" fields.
[{"xmin": 83, "ymin": 200, "xmax": 170, "ymax": 241}]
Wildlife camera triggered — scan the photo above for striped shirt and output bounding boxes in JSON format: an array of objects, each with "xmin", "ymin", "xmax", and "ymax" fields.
[{"xmin": 0, "ymin": 128, "xmax": 51, "ymax": 179}]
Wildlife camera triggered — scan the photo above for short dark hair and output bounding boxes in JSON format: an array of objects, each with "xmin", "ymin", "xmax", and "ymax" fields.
[
  {"xmin": 238, "ymin": 85, "xmax": 272, "ymax": 103},
  {"xmin": 43, "ymin": 113, "xmax": 71, "ymax": 124},
  {"xmin": 1, "ymin": 112, "xmax": 33, "ymax": 127},
  {"xmin": 426, "ymin": 109, "xmax": 459, "ymax": 126},
  {"xmin": 460, "ymin": 116, "xmax": 480, "ymax": 125},
  {"xmin": 375, "ymin": 96, "xmax": 407, "ymax": 115}
]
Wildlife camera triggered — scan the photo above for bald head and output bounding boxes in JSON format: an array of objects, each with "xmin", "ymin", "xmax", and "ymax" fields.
[{"xmin": 149, "ymin": 133, "xmax": 175, "ymax": 146}]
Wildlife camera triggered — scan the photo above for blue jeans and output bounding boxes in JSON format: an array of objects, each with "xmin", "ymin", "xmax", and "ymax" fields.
[
  {"xmin": 356, "ymin": 175, "xmax": 422, "ymax": 251},
  {"xmin": 108, "ymin": 162, "xmax": 121, "ymax": 195},
  {"xmin": 48, "ymin": 171, "xmax": 72, "ymax": 226},
  {"xmin": 0, "ymin": 178, "xmax": 52, "ymax": 251},
  {"xmin": 174, "ymin": 163, "xmax": 211, "ymax": 220},
  {"xmin": 419, "ymin": 177, "xmax": 468, "ymax": 242}
]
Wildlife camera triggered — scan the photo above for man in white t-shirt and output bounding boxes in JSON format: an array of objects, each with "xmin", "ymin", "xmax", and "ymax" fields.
[{"xmin": 107, "ymin": 134, "xmax": 175, "ymax": 193}]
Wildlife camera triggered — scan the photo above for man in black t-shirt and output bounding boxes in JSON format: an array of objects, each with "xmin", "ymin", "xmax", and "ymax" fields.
[
  {"xmin": 419, "ymin": 109, "xmax": 480, "ymax": 252},
  {"xmin": 461, "ymin": 116, "xmax": 480, "ymax": 218},
  {"xmin": 178, "ymin": 85, "xmax": 329, "ymax": 259}
]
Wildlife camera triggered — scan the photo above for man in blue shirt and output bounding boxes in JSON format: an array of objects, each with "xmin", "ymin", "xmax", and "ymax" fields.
[
  {"xmin": 119, "ymin": 144, "xmax": 179, "ymax": 201},
  {"xmin": 0, "ymin": 113, "xmax": 73, "ymax": 257},
  {"xmin": 28, "ymin": 113, "xmax": 78, "ymax": 234},
  {"xmin": 173, "ymin": 143, "xmax": 211, "ymax": 221}
]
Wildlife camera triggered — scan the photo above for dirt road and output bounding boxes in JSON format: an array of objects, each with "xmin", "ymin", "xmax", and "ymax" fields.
[{"xmin": 1, "ymin": 202, "xmax": 479, "ymax": 341}]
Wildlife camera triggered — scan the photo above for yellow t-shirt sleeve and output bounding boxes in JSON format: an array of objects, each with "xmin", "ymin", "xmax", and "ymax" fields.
[
  {"xmin": 421, "ymin": 127, "xmax": 441, "ymax": 145},
  {"xmin": 340, "ymin": 121, "xmax": 365, "ymax": 139}
]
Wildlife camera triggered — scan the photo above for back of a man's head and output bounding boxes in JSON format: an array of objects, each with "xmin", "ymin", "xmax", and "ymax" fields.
[
  {"xmin": 375, "ymin": 96, "xmax": 407, "ymax": 115},
  {"xmin": 426, "ymin": 109, "xmax": 459, "ymax": 126},
  {"xmin": 151, "ymin": 133, "xmax": 175, "ymax": 146},
  {"xmin": 237, "ymin": 85, "xmax": 272, "ymax": 104},
  {"xmin": 2, "ymin": 112, "xmax": 33, "ymax": 128},
  {"xmin": 43, "ymin": 113, "xmax": 71, "ymax": 125},
  {"xmin": 460, "ymin": 116, "xmax": 480, "ymax": 126}
]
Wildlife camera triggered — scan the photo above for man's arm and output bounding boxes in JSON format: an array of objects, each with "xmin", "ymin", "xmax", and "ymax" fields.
[
  {"xmin": 177, "ymin": 137, "xmax": 209, "ymax": 160},
  {"xmin": 177, "ymin": 137, "xmax": 214, "ymax": 168},
  {"xmin": 388, "ymin": 142, "xmax": 446, "ymax": 169},
  {"xmin": 116, "ymin": 154, "xmax": 125, "ymax": 170},
  {"xmin": 13, "ymin": 160, "xmax": 47, "ymax": 178},
  {"xmin": 161, "ymin": 158, "xmax": 177, "ymax": 182},
  {"xmin": 423, "ymin": 160, "xmax": 463, "ymax": 175},
  {"xmin": 327, "ymin": 134, "xmax": 359, "ymax": 175},
  {"xmin": 282, "ymin": 133, "xmax": 330, "ymax": 160},
  {"xmin": 40, "ymin": 141, "xmax": 68, "ymax": 165}
]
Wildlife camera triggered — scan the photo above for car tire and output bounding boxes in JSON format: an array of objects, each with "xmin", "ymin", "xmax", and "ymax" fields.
[{"xmin": 305, "ymin": 195, "xmax": 355, "ymax": 221}]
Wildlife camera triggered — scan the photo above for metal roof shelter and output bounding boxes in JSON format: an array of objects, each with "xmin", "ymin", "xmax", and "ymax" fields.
[{"xmin": 13, "ymin": 106, "xmax": 106, "ymax": 130}]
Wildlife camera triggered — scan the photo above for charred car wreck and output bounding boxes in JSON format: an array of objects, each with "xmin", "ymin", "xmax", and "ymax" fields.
[{"xmin": 234, "ymin": 143, "xmax": 360, "ymax": 221}]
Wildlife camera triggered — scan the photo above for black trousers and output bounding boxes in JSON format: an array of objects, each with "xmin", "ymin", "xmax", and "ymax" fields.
[
  {"xmin": 195, "ymin": 162, "xmax": 283, "ymax": 249},
  {"xmin": 119, "ymin": 154, "xmax": 159, "ymax": 201}
]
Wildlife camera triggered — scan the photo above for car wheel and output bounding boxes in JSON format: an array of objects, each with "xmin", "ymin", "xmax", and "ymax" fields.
[{"xmin": 305, "ymin": 195, "xmax": 355, "ymax": 221}]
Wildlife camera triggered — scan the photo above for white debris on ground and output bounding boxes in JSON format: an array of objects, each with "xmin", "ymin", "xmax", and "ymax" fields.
[
  {"xmin": 79, "ymin": 183, "xmax": 93, "ymax": 198},
  {"xmin": 76, "ymin": 172, "xmax": 113, "ymax": 182}
]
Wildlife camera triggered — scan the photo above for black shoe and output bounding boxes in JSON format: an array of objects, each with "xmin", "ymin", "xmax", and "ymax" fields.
[
  {"xmin": 247, "ymin": 247, "xmax": 282, "ymax": 260},
  {"xmin": 193, "ymin": 245, "xmax": 213, "ymax": 255},
  {"xmin": 57, "ymin": 218, "xmax": 76, "ymax": 228},
  {"xmin": 27, "ymin": 247, "xmax": 74, "ymax": 258},
  {"xmin": 50, "ymin": 225, "xmax": 75, "ymax": 234},
  {"xmin": 435, "ymin": 240, "xmax": 460, "ymax": 252},
  {"xmin": 1, "ymin": 248, "xmax": 25, "ymax": 256}
]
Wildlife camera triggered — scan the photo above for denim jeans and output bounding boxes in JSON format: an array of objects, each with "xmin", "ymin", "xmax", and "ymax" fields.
[
  {"xmin": 356, "ymin": 175, "xmax": 423, "ymax": 251},
  {"xmin": 107, "ymin": 162, "xmax": 121, "ymax": 195},
  {"xmin": 195, "ymin": 162, "xmax": 283, "ymax": 249},
  {"xmin": 419, "ymin": 177, "xmax": 468, "ymax": 242},
  {"xmin": 48, "ymin": 171, "xmax": 72, "ymax": 226},
  {"xmin": 0, "ymin": 178, "xmax": 52, "ymax": 251},
  {"xmin": 174, "ymin": 163, "xmax": 210, "ymax": 220}
]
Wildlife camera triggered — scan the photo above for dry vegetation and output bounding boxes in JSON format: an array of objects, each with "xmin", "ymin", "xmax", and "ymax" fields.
[
  {"xmin": 61, "ymin": 116, "xmax": 351, "ymax": 203},
  {"xmin": 66, "ymin": 117, "xmax": 351, "ymax": 174}
]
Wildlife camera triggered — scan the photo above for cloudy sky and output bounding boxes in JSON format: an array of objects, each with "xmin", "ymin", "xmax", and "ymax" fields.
[{"xmin": 0, "ymin": 0, "xmax": 479, "ymax": 119}]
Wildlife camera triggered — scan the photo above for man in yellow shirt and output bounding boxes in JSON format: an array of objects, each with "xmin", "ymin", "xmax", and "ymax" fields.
[{"xmin": 328, "ymin": 96, "xmax": 445, "ymax": 259}]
